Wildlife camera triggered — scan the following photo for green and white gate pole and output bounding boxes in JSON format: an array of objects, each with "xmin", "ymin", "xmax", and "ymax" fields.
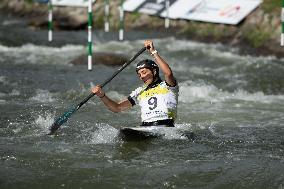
[
  {"xmin": 281, "ymin": 0, "xmax": 284, "ymax": 46},
  {"xmin": 88, "ymin": 0, "xmax": 93, "ymax": 70},
  {"xmin": 165, "ymin": 0, "xmax": 170, "ymax": 29},
  {"xmin": 104, "ymin": 0, "xmax": 110, "ymax": 32},
  {"xmin": 119, "ymin": 0, "xmax": 124, "ymax": 41},
  {"xmin": 48, "ymin": 0, "xmax": 53, "ymax": 42}
]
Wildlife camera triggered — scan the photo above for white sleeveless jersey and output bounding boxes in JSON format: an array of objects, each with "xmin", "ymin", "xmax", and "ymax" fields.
[{"xmin": 129, "ymin": 81, "xmax": 179, "ymax": 123}]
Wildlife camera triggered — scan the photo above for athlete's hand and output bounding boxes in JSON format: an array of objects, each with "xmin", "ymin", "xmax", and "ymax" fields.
[
  {"xmin": 144, "ymin": 40, "xmax": 155, "ymax": 54},
  {"xmin": 91, "ymin": 85, "xmax": 105, "ymax": 98}
]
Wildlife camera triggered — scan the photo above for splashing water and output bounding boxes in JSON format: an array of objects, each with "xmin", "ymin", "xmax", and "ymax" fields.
[
  {"xmin": 34, "ymin": 113, "xmax": 55, "ymax": 132},
  {"xmin": 30, "ymin": 89, "xmax": 55, "ymax": 103},
  {"xmin": 87, "ymin": 123, "xmax": 120, "ymax": 144}
]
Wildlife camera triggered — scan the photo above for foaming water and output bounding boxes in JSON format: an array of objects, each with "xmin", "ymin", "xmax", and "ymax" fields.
[
  {"xmin": 157, "ymin": 123, "xmax": 194, "ymax": 140},
  {"xmin": 30, "ymin": 89, "xmax": 55, "ymax": 103},
  {"xmin": 0, "ymin": 44, "xmax": 85, "ymax": 65},
  {"xmin": 86, "ymin": 123, "xmax": 119, "ymax": 144},
  {"xmin": 1, "ymin": 19, "xmax": 21, "ymax": 26},
  {"xmin": 0, "ymin": 75, "xmax": 8, "ymax": 83},
  {"xmin": 0, "ymin": 89, "xmax": 20, "ymax": 99},
  {"xmin": 179, "ymin": 80, "xmax": 284, "ymax": 103},
  {"xmin": 34, "ymin": 113, "xmax": 55, "ymax": 132},
  {"xmin": 160, "ymin": 37, "xmax": 279, "ymax": 63},
  {"xmin": 0, "ymin": 43, "xmax": 84, "ymax": 54},
  {"xmin": 4, "ymin": 112, "xmax": 56, "ymax": 138},
  {"xmin": 95, "ymin": 40, "xmax": 136, "ymax": 54}
]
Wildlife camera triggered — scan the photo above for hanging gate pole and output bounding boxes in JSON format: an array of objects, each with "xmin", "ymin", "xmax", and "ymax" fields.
[
  {"xmin": 165, "ymin": 0, "xmax": 170, "ymax": 29},
  {"xmin": 48, "ymin": 0, "xmax": 53, "ymax": 42},
  {"xmin": 88, "ymin": 0, "xmax": 93, "ymax": 70},
  {"xmin": 104, "ymin": 0, "xmax": 110, "ymax": 32},
  {"xmin": 119, "ymin": 0, "xmax": 124, "ymax": 41},
  {"xmin": 281, "ymin": 0, "xmax": 284, "ymax": 46}
]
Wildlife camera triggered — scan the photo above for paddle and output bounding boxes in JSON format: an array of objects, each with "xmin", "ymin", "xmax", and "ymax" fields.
[{"xmin": 48, "ymin": 46, "xmax": 147, "ymax": 135}]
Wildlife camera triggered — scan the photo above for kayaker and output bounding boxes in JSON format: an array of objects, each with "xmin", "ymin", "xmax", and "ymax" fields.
[{"xmin": 91, "ymin": 40, "xmax": 179, "ymax": 127}]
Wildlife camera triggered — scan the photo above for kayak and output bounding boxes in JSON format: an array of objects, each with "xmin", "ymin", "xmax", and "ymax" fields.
[
  {"xmin": 119, "ymin": 126, "xmax": 163, "ymax": 141},
  {"xmin": 119, "ymin": 126, "xmax": 195, "ymax": 141}
]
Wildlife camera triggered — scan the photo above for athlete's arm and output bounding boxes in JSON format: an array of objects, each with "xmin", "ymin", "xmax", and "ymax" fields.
[
  {"xmin": 144, "ymin": 40, "xmax": 176, "ymax": 87},
  {"xmin": 91, "ymin": 85, "xmax": 132, "ymax": 113}
]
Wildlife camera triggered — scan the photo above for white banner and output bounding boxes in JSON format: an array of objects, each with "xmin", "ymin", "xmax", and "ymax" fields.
[
  {"xmin": 52, "ymin": 0, "xmax": 96, "ymax": 7},
  {"xmin": 178, "ymin": 0, "xmax": 262, "ymax": 25},
  {"xmin": 124, "ymin": 0, "xmax": 262, "ymax": 25},
  {"xmin": 160, "ymin": 0, "xmax": 203, "ymax": 19},
  {"xmin": 124, "ymin": 0, "xmax": 178, "ymax": 16}
]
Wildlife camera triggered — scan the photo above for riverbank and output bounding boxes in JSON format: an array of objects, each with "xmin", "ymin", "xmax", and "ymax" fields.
[{"xmin": 0, "ymin": 0, "xmax": 283, "ymax": 58}]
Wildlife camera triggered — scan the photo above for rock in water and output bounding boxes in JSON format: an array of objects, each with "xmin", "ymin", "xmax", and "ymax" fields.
[{"xmin": 70, "ymin": 52, "xmax": 129, "ymax": 66}]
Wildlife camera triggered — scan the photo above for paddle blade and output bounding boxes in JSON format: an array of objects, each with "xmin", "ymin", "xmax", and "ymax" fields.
[{"xmin": 48, "ymin": 107, "xmax": 77, "ymax": 135}]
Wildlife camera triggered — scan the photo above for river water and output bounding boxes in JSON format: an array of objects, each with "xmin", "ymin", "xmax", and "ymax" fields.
[{"xmin": 1, "ymin": 14, "xmax": 284, "ymax": 189}]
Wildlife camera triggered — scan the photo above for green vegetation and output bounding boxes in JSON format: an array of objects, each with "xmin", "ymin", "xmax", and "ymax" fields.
[
  {"xmin": 261, "ymin": 0, "xmax": 280, "ymax": 14},
  {"xmin": 24, "ymin": 0, "xmax": 33, "ymax": 4},
  {"xmin": 129, "ymin": 11, "xmax": 142, "ymax": 22},
  {"xmin": 241, "ymin": 0, "xmax": 279, "ymax": 48},
  {"xmin": 94, "ymin": 13, "xmax": 105, "ymax": 29},
  {"xmin": 243, "ymin": 26, "xmax": 271, "ymax": 48}
]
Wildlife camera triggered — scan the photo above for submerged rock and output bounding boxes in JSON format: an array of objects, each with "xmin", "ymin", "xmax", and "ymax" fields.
[
  {"xmin": 29, "ymin": 6, "xmax": 89, "ymax": 30},
  {"xmin": 70, "ymin": 52, "xmax": 129, "ymax": 66}
]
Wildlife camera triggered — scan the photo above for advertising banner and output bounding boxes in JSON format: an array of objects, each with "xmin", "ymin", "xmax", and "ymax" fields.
[
  {"xmin": 124, "ymin": 0, "xmax": 262, "ymax": 25},
  {"xmin": 177, "ymin": 0, "xmax": 262, "ymax": 25},
  {"xmin": 52, "ymin": 0, "xmax": 96, "ymax": 7},
  {"xmin": 123, "ymin": 0, "xmax": 178, "ymax": 16}
]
